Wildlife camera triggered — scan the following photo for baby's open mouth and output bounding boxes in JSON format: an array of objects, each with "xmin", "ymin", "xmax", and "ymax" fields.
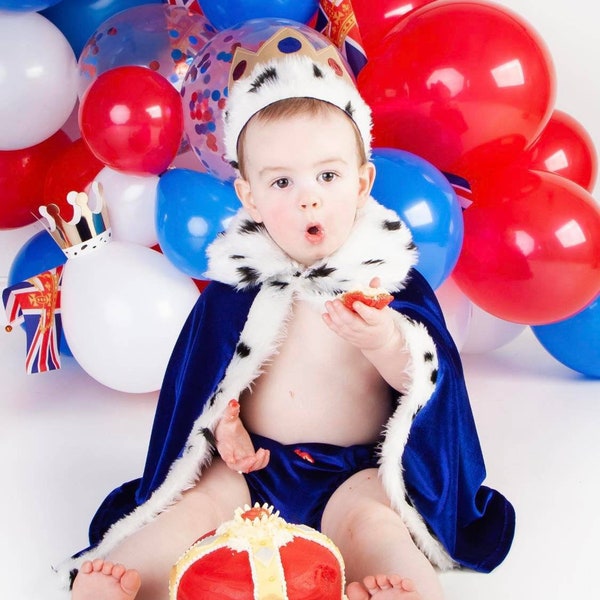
[{"xmin": 305, "ymin": 223, "xmax": 324, "ymax": 243}]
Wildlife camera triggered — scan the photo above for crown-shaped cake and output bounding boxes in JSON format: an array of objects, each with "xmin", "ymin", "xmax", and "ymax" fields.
[{"xmin": 39, "ymin": 181, "xmax": 112, "ymax": 259}]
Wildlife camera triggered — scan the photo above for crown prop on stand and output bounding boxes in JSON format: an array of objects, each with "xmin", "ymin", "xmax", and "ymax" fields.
[
  {"xmin": 223, "ymin": 27, "xmax": 372, "ymax": 165},
  {"xmin": 39, "ymin": 181, "xmax": 112, "ymax": 259}
]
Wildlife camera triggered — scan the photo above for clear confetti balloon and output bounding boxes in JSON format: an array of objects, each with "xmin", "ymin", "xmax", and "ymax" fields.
[
  {"xmin": 181, "ymin": 18, "xmax": 334, "ymax": 181},
  {"xmin": 77, "ymin": 3, "xmax": 216, "ymax": 97}
]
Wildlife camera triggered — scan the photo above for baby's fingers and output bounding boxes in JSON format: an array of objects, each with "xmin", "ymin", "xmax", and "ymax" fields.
[{"xmin": 235, "ymin": 448, "xmax": 270, "ymax": 474}]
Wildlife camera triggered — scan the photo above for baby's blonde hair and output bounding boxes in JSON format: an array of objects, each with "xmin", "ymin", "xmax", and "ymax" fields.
[{"xmin": 236, "ymin": 97, "xmax": 368, "ymax": 178}]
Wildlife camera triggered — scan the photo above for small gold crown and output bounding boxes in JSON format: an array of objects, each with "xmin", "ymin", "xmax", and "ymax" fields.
[
  {"xmin": 228, "ymin": 27, "xmax": 355, "ymax": 92},
  {"xmin": 39, "ymin": 181, "xmax": 112, "ymax": 259}
]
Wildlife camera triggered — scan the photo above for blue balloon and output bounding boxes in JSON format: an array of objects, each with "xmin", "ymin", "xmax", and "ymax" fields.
[
  {"xmin": 371, "ymin": 148, "xmax": 464, "ymax": 290},
  {"xmin": 8, "ymin": 229, "xmax": 72, "ymax": 356},
  {"xmin": 156, "ymin": 168, "xmax": 240, "ymax": 279},
  {"xmin": 532, "ymin": 296, "xmax": 600, "ymax": 378},
  {"xmin": 8, "ymin": 230, "xmax": 66, "ymax": 286},
  {"xmin": 0, "ymin": 0, "xmax": 62, "ymax": 10},
  {"xmin": 201, "ymin": 0, "xmax": 318, "ymax": 30},
  {"xmin": 40, "ymin": 0, "xmax": 162, "ymax": 57}
]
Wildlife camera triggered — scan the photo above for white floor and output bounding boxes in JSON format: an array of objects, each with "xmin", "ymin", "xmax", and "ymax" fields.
[{"xmin": 1, "ymin": 305, "xmax": 599, "ymax": 599}]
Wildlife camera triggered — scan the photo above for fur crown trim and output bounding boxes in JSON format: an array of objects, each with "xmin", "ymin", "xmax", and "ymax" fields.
[{"xmin": 223, "ymin": 28, "xmax": 372, "ymax": 166}]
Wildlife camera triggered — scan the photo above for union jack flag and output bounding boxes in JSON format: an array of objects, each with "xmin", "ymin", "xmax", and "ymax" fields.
[
  {"xmin": 443, "ymin": 172, "xmax": 473, "ymax": 210},
  {"xmin": 166, "ymin": 0, "xmax": 204, "ymax": 14},
  {"xmin": 314, "ymin": 0, "xmax": 367, "ymax": 77},
  {"xmin": 2, "ymin": 266, "xmax": 64, "ymax": 374}
]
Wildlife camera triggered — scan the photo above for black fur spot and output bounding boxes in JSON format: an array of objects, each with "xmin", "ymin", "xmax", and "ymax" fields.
[
  {"xmin": 269, "ymin": 280, "xmax": 289, "ymax": 290},
  {"xmin": 362, "ymin": 258, "xmax": 384, "ymax": 266},
  {"xmin": 383, "ymin": 219, "xmax": 401, "ymax": 231},
  {"xmin": 229, "ymin": 160, "xmax": 239, "ymax": 170},
  {"xmin": 201, "ymin": 428, "xmax": 217, "ymax": 449},
  {"xmin": 307, "ymin": 264, "xmax": 337, "ymax": 279},
  {"xmin": 230, "ymin": 254, "xmax": 245, "ymax": 260},
  {"xmin": 412, "ymin": 405, "xmax": 423, "ymax": 419},
  {"xmin": 69, "ymin": 569, "xmax": 78, "ymax": 590},
  {"xmin": 313, "ymin": 63, "xmax": 324, "ymax": 78},
  {"xmin": 430, "ymin": 368, "xmax": 438, "ymax": 384},
  {"xmin": 424, "ymin": 351, "xmax": 434, "ymax": 362},
  {"xmin": 344, "ymin": 101, "xmax": 354, "ymax": 117},
  {"xmin": 237, "ymin": 266, "xmax": 260, "ymax": 285},
  {"xmin": 407, "ymin": 241, "xmax": 417, "ymax": 251},
  {"xmin": 236, "ymin": 341, "xmax": 251, "ymax": 358},
  {"xmin": 250, "ymin": 66, "xmax": 278, "ymax": 92},
  {"xmin": 239, "ymin": 220, "xmax": 266, "ymax": 235},
  {"xmin": 404, "ymin": 493, "xmax": 414, "ymax": 508}
]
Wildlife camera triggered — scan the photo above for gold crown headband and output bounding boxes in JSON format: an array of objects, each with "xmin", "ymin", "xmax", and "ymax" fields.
[
  {"xmin": 222, "ymin": 27, "xmax": 372, "ymax": 166},
  {"xmin": 39, "ymin": 181, "xmax": 112, "ymax": 259}
]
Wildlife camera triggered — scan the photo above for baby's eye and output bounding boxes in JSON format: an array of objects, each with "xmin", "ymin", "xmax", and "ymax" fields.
[
  {"xmin": 319, "ymin": 171, "xmax": 337, "ymax": 183},
  {"xmin": 272, "ymin": 178, "xmax": 290, "ymax": 189}
]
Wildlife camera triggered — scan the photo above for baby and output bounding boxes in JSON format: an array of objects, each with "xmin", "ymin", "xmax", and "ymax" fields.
[{"xmin": 67, "ymin": 28, "xmax": 514, "ymax": 600}]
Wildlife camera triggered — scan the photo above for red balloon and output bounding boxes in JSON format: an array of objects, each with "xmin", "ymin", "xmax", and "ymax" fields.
[
  {"xmin": 520, "ymin": 109, "xmax": 598, "ymax": 192},
  {"xmin": 0, "ymin": 129, "xmax": 71, "ymax": 229},
  {"xmin": 79, "ymin": 66, "xmax": 184, "ymax": 175},
  {"xmin": 357, "ymin": 0, "xmax": 556, "ymax": 182},
  {"xmin": 352, "ymin": 0, "xmax": 435, "ymax": 56},
  {"xmin": 453, "ymin": 168, "xmax": 600, "ymax": 325},
  {"xmin": 43, "ymin": 137, "xmax": 105, "ymax": 218}
]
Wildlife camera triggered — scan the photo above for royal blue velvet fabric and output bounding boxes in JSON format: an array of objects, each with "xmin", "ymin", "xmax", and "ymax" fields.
[{"xmin": 84, "ymin": 270, "xmax": 514, "ymax": 573}]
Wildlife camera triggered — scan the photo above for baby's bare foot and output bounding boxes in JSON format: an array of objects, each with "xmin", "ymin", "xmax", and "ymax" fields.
[
  {"xmin": 72, "ymin": 559, "xmax": 141, "ymax": 600},
  {"xmin": 347, "ymin": 574, "xmax": 421, "ymax": 599}
]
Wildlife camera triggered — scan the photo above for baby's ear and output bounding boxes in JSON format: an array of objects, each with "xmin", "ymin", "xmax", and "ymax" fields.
[
  {"xmin": 358, "ymin": 161, "xmax": 376, "ymax": 207},
  {"xmin": 234, "ymin": 177, "xmax": 263, "ymax": 222}
]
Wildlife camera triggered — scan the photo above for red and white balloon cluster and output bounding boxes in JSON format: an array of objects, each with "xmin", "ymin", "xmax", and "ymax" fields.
[{"xmin": 1, "ymin": 0, "xmax": 599, "ymax": 378}]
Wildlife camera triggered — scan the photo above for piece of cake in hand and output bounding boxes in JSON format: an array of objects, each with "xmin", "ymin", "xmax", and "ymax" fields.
[{"xmin": 340, "ymin": 286, "xmax": 394, "ymax": 312}]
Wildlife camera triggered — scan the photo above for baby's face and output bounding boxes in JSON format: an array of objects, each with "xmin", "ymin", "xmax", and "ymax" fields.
[{"xmin": 234, "ymin": 109, "xmax": 375, "ymax": 267}]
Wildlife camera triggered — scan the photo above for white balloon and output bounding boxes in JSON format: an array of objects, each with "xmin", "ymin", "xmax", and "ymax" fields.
[
  {"xmin": 61, "ymin": 242, "xmax": 199, "ymax": 393},
  {"xmin": 0, "ymin": 12, "xmax": 78, "ymax": 150},
  {"xmin": 94, "ymin": 168, "xmax": 159, "ymax": 247},
  {"xmin": 461, "ymin": 303, "xmax": 526, "ymax": 354},
  {"xmin": 434, "ymin": 276, "xmax": 472, "ymax": 351}
]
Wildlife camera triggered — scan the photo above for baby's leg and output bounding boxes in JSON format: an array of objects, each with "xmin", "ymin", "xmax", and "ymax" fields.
[
  {"xmin": 72, "ymin": 458, "xmax": 251, "ymax": 600},
  {"xmin": 321, "ymin": 469, "xmax": 444, "ymax": 600}
]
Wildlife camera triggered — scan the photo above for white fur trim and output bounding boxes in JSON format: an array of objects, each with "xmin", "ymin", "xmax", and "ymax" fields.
[
  {"xmin": 378, "ymin": 312, "xmax": 456, "ymax": 570},
  {"xmin": 223, "ymin": 54, "xmax": 372, "ymax": 164}
]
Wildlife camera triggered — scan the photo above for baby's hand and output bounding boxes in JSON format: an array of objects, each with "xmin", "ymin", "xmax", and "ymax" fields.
[
  {"xmin": 214, "ymin": 400, "xmax": 270, "ymax": 474},
  {"xmin": 323, "ymin": 278, "xmax": 399, "ymax": 351}
]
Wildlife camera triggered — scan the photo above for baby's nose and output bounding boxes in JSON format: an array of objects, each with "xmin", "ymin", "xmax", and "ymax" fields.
[{"xmin": 299, "ymin": 194, "xmax": 322, "ymax": 210}]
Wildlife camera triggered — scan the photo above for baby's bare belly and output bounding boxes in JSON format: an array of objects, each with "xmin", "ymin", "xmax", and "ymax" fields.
[{"xmin": 240, "ymin": 300, "xmax": 394, "ymax": 446}]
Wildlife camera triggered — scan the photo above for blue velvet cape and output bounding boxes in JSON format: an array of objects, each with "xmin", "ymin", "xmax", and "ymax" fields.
[{"xmin": 83, "ymin": 269, "xmax": 514, "ymax": 574}]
